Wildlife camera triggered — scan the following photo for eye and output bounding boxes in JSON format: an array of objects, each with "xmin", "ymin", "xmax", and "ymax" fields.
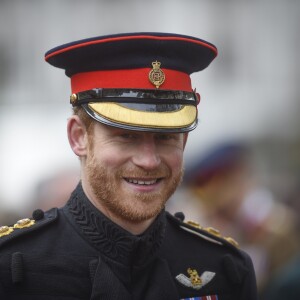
[
  {"xmin": 120, "ymin": 133, "xmax": 138, "ymax": 140},
  {"xmin": 156, "ymin": 133, "xmax": 178, "ymax": 141}
]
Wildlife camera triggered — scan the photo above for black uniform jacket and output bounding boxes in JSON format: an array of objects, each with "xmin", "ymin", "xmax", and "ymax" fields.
[{"xmin": 0, "ymin": 183, "xmax": 258, "ymax": 300}]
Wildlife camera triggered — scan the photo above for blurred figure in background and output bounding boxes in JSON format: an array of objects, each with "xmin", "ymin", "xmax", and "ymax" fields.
[
  {"xmin": 261, "ymin": 254, "xmax": 300, "ymax": 299},
  {"xmin": 0, "ymin": 167, "xmax": 79, "ymax": 227},
  {"xmin": 0, "ymin": 209, "xmax": 21, "ymax": 228},
  {"xmin": 168, "ymin": 142, "xmax": 300, "ymax": 295},
  {"xmin": 30, "ymin": 167, "xmax": 80, "ymax": 212},
  {"xmin": 260, "ymin": 183, "xmax": 300, "ymax": 299}
]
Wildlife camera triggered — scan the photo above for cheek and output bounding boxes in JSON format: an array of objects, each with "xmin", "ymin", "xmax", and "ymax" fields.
[
  {"xmin": 91, "ymin": 146, "xmax": 128, "ymax": 169},
  {"xmin": 164, "ymin": 149, "xmax": 184, "ymax": 171}
]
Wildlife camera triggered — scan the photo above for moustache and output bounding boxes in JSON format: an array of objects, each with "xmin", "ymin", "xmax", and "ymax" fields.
[{"xmin": 117, "ymin": 165, "xmax": 171, "ymax": 179}]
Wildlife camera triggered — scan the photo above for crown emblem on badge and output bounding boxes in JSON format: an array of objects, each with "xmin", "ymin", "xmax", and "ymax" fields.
[
  {"xmin": 175, "ymin": 268, "xmax": 216, "ymax": 290},
  {"xmin": 187, "ymin": 268, "xmax": 202, "ymax": 286},
  {"xmin": 149, "ymin": 61, "xmax": 165, "ymax": 88}
]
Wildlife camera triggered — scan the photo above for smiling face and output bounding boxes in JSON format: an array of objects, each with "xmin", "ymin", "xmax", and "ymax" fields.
[{"xmin": 82, "ymin": 122, "xmax": 186, "ymax": 226}]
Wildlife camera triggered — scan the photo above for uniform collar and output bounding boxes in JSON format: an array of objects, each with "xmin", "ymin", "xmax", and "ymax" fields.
[{"xmin": 64, "ymin": 183, "xmax": 166, "ymax": 266}]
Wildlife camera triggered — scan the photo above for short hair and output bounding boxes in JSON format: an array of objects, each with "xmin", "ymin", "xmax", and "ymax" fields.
[
  {"xmin": 72, "ymin": 107, "xmax": 96, "ymax": 153},
  {"xmin": 72, "ymin": 107, "xmax": 95, "ymax": 135}
]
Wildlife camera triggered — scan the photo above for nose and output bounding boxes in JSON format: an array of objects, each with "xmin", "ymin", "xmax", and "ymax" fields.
[{"xmin": 132, "ymin": 137, "xmax": 161, "ymax": 170}]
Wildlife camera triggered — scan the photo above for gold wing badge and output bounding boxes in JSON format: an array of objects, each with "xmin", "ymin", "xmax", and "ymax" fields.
[{"xmin": 176, "ymin": 268, "xmax": 216, "ymax": 290}]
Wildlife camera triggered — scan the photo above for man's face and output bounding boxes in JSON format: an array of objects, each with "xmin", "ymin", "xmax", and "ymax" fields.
[{"xmin": 83, "ymin": 123, "xmax": 186, "ymax": 223}]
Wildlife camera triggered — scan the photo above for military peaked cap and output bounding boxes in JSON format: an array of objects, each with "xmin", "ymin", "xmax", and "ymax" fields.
[{"xmin": 45, "ymin": 32, "xmax": 217, "ymax": 132}]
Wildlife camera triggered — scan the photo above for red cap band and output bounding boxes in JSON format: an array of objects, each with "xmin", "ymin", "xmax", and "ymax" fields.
[{"xmin": 71, "ymin": 68, "xmax": 192, "ymax": 93}]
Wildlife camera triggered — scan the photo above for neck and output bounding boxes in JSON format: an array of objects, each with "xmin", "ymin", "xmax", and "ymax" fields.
[{"xmin": 81, "ymin": 180, "xmax": 155, "ymax": 235}]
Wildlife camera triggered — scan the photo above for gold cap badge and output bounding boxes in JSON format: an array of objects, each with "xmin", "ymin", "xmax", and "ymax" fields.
[{"xmin": 149, "ymin": 61, "xmax": 165, "ymax": 88}]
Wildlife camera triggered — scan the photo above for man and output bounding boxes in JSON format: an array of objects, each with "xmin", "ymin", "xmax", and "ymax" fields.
[{"xmin": 0, "ymin": 32, "xmax": 258, "ymax": 299}]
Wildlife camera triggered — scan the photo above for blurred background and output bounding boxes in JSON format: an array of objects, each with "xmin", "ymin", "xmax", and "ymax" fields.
[{"xmin": 0, "ymin": 0, "xmax": 299, "ymax": 298}]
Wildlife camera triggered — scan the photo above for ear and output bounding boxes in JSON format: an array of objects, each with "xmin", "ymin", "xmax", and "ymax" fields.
[{"xmin": 67, "ymin": 115, "xmax": 88, "ymax": 157}]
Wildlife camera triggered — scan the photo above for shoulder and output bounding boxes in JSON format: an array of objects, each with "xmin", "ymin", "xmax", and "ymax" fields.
[
  {"xmin": 163, "ymin": 213, "xmax": 255, "ymax": 289},
  {"xmin": 166, "ymin": 211, "xmax": 240, "ymax": 249},
  {"xmin": 164, "ymin": 211, "xmax": 254, "ymax": 269},
  {"xmin": 164, "ymin": 211, "xmax": 257, "ymax": 294},
  {"xmin": 0, "ymin": 208, "xmax": 59, "ymax": 250}
]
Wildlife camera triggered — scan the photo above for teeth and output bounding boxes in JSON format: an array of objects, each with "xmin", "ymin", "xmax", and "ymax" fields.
[{"xmin": 127, "ymin": 179, "xmax": 157, "ymax": 185}]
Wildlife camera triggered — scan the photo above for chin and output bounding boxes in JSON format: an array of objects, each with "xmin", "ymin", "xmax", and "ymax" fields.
[{"xmin": 111, "ymin": 198, "xmax": 165, "ymax": 223}]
